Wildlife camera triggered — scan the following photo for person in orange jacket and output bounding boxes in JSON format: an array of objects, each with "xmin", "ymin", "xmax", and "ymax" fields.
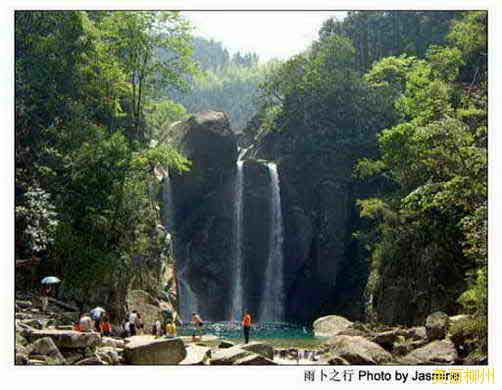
[
  {"xmin": 242, "ymin": 310, "xmax": 252, "ymax": 344},
  {"xmin": 100, "ymin": 314, "xmax": 113, "ymax": 336}
]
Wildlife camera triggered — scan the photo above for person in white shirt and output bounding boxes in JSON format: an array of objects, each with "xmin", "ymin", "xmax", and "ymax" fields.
[{"xmin": 79, "ymin": 313, "xmax": 93, "ymax": 332}]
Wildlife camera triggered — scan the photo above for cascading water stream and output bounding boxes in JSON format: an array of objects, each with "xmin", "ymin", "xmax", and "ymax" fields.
[
  {"xmin": 177, "ymin": 265, "xmax": 199, "ymax": 322},
  {"xmin": 230, "ymin": 155, "xmax": 245, "ymax": 320},
  {"xmin": 259, "ymin": 162, "xmax": 285, "ymax": 322},
  {"xmin": 161, "ymin": 168, "xmax": 198, "ymax": 322}
]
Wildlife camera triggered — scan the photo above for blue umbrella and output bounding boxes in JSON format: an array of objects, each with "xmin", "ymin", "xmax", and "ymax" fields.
[{"xmin": 41, "ymin": 276, "xmax": 61, "ymax": 285}]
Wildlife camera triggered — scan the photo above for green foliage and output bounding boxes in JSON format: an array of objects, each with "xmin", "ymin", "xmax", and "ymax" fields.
[
  {"xmin": 15, "ymin": 11, "xmax": 195, "ymax": 312},
  {"xmin": 257, "ymin": 35, "xmax": 395, "ymax": 156},
  {"xmin": 15, "ymin": 186, "xmax": 58, "ymax": 255},
  {"xmin": 320, "ymin": 11, "xmax": 461, "ymax": 71},
  {"xmin": 356, "ymin": 11, "xmax": 487, "ymax": 325},
  {"xmin": 144, "ymin": 98, "xmax": 189, "ymax": 142},
  {"xmin": 449, "ymin": 315, "xmax": 487, "ymax": 355},
  {"xmin": 170, "ymin": 37, "xmax": 269, "ymax": 131}
]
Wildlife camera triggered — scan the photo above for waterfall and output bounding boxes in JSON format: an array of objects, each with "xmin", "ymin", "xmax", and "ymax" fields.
[
  {"xmin": 161, "ymin": 168, "xmax": 175, "ymax": 232},
  {"xmin": 177, "ymin": 268, "xmax": 199, "ymax": 322},
  {"xmin": 161, "ymin": 168, "xmax": 198, "ymax": 323},
  {"xmin": 259, "ymin": 162, "xmax": 285, "ymax": 322},
  {"xmin": 230, "ymin": 159, "xmax": 245, "ymax": 320}
]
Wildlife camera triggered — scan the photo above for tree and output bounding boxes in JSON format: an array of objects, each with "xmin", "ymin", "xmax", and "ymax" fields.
[{"xmin": 98, "ymin": 11, "xmax": 196, "ymax": 140}]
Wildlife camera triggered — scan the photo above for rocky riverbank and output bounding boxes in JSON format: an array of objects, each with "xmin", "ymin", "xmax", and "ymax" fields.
[{"xmin": 15, "ymin": 294, "xmax": 486, "ymax": 366}]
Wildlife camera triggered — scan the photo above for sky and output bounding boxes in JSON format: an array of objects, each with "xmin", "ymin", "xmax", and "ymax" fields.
[{"xmin": 182, "ymin": 11, "xmax": 347, "ymax": 62}]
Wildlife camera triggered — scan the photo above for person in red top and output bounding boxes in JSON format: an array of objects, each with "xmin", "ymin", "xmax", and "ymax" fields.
[
  {"xmin": 100, "ymin": 314, "xmax": 112, "ymax": 336},
  {"xmin": 242, "ymin": 310, "xmax": 252, "ymax": 344}
]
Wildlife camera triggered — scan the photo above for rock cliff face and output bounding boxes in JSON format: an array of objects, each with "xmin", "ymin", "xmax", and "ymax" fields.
[
  {"xmin": 249, "ymin": 130, "xmax": 376, "ymax": 324},
  {"xmin": 169, "ymin": 111, "xmax": 371, "ymax": 323},
  {"xmin": 170, "ymin": 111, "xmax": 238, "ymax": 320}
]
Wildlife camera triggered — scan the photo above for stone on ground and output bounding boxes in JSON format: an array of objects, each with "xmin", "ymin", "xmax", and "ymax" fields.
[
  {"xmin": 96, "ymin": 346, "xmax": 121, "ymax": 365},
  {"xmin": 313, "ymin": 315, "xmax": 353, "ymax": 337},
  {"xmin": 28, "ymin": 337, "xmax": 66, "ymax": 365},
  {"xmin": 75, "ymin": 356, "xmax": 107, "ymax": 365},
  {"xmin": 238, "ymin": 341, "xmax": 274, "ymax": 360},
  {"xmin": 425, "ymin": 312, "xmax": 450, "ymax": 341},
  {"xmin": 233, "ymin": 353, "xmax": 277, "ymax": 365},
  {"xmin": 400, "ymin": 339, "xmax": 458, "ymax": 365},
  {"xmin": 324, "ymin": 335, "xmax": 393, "ymax": 365},
  {"xmin": 123, "ymin": 335, "xmax": 186, "ymax": 365},
  {"xmin": 218, "ymin": 340, "xmax": 235, "ymax": 348},
  {"xmin": 180, "ymin": 345, "xmax": 211, "ymax": 365},
  {"xmin": 25, "ymin": 329, "xmax": 101, "ymax": 349},
  {"xmin": 210, "ymin": 347, "xmax": 252, "ymax": 365}
]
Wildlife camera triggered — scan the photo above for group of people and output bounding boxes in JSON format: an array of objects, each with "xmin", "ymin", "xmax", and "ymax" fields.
[{"xmin": 74, "ymin": 311, "xmax": 113, "ymax": 336}]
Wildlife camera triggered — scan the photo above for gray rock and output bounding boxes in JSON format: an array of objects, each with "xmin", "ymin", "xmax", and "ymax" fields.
[
  {"xmin": 393, "ymin": 339, "xmax": 429, "ymax": 355},
  {"xmin": 218, "ymin": 340, "xmax": 235, "ymax": 349},
  {"xmin": 449, "ymin": 314, "xmax": 471, "ymax": 328},
  {"xmin": 405, "ymin": 326, "xmax": 427, "ymax": 341},
  {"xmin": 210, "ymin": 347, "xmax": 252, "ymax": 365},
  {"xmin": 100, "ymin": 337, "xmax": 126, "ymax": 349},
  {"xmin": 324, "ymin": 335, "xmax": 393, "ymax": 365},
  {"xmin": 313, "ymin": 315, "xmax": 353, "ymax": 338},
  {"xmin": 233, "ymin": 353, "xmax": 277, "ymax": 365},
  {"xmin": 326, "ymin": 355, "xmax": 350, "ymax": 365},
  {"xmin": 123, "ymin": 336, "xmax": 186, "ymax": 365},
  {"xmin": 371, "ymin": 329, "xmax": 401, "ymax": 350},
  {"xmin": 25, "ymin": 329, "xmax": 101, "ymax": 349},
  {"xmin": 75, "ymin": 357, "xmax": 107, "ymax": 365},
  {"xmin": 16, "ymin": 300, "xmax": 33, "ymax": 309},
  {"xmin": 401, "ymin": 339, "xmax": 458, "ymax": 365},
  {"xmin": 28, "ymin": 337, "xmax": 66, "ymax": 365},
  {"xmin": 15, "ymin": 353, "xmax": 29, "ymax": 365},
  {"xmin": 239, "ymin": 341, "xmax": 274, "ymax": 360},
  {"xmin": 180, "ymin": 345, "xmax": 211, "ymax": 365},
  {"xmin": 426, "ymin": 312, "xmax": 450, "ymax": 341},
  {"xmin": 96, "ymin": 347, "xmax": 121, "ymax": 365},
  {"xmin": 61, "ymin": 350, "xmax": 85, "ymax": 365}
]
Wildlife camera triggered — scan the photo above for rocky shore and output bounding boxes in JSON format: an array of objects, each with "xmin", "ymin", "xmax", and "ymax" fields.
[{"xmin": 15, "ymin": 295, "xmax": 485, "ymax": 366}]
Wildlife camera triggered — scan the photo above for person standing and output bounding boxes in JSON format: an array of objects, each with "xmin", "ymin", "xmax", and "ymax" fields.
[
  {"xmin": 40, "ymin": 284, "xmax": 52, "ymax": 312},
  {"xmin": 100, "ymin": 314, "xmax": 112, "ymax": 336},
  {"xmin": 78, "ymin": 313, "xmax": 93, "ymax": 332},
  {"xmin": 128, "ymin": 310, "xmax": 138, "ymax": 336},
  {"xmin": 242, "ymin": 310, "xmax": 252, "ymax": 344},
  {"xmin": 191, "ymin": 312, "xmax": 203, "ymax": 341}
]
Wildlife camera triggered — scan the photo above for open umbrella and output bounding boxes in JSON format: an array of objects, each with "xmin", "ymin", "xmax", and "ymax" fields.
[
  {"xmin": 90, "ymin": 307, "xmax": 106, "ymax": 319},
  {"xmin": 41, "ymin": 276, "xmax": 61, "ymax": 285}
]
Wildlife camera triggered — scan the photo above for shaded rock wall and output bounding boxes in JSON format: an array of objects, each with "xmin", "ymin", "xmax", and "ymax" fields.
[{"xmin": 169, "ymin": 111, "xmax": 373, "ymax": 324}]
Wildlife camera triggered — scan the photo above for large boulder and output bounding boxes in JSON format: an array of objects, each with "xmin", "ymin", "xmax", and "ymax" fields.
[
  {"xmin": 210, "ymin": 347, "xmax": 252, "ymax": 365},
  {"xmin": 400, "ymin": 339, "xmax": 458, "ymax": 365},
  {"xmin": 324, "ymin": 335, "xmax": 393, "ymax": 365},
  {"xmin": 123, "ymin": 335, "xmax": 186, "ymax": 365},
  {"xmin": 180, "ymin": 345, "xmax": 211, "ymax": 365},
  {"xmin": 126, "ymin": 290, "xmax": 168, "ymax": 330},
  {"xmin": 239, "ymin": 341, "xmax": 274, "ymax": 360},
  {"xmin": 170, "ymin": 111, "xmax": 239, "ymax": 320},
  {"xmin": 371, "ymin": 329, "xmax": 405, "ymax": 350},
  {"xmin": 100, "ymin": 337, "xmax": 126, "ymax": 349},
  {"xmin": 313, "ymin": 315, "xmax": 353, "ymax": 337},
  {"xmin": 28, "ymin": 337, "xmax": 66, "ymax": 365},
  {"xmin": 24, "ymin": 329, "xmax": 101, "ymax": 349},
  {"xmin": 233, "ymin": 353, "xmax": 277, "ymax": 365},
  {"xmin": 95, "ymin": 347, "xmax": 121, "ymax": 365},
  {"xmin": 425, "ymin": 312, "xmax": 450, "ymax": 341}
]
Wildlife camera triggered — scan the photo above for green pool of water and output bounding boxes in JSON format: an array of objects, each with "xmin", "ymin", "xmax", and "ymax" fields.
[{"xmin": 177, "ymin": 321, "xmax": 326, "ymax": 349}]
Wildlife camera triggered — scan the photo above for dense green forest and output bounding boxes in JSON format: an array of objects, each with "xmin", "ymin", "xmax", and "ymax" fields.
[
  {"xmin": 250, "ymin": 10, "xmax": 487, "ymax": 352},
  {"xmin": 15, "ymin": 11, "xmax": 194, "ymax": 311},
  {"xmin": 168, "ymin": 37, "xmax": 269, "ymax": 131},
  {"xmin": 15, "ymin": 10, "xmax": 487, "ymax": 357}
]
